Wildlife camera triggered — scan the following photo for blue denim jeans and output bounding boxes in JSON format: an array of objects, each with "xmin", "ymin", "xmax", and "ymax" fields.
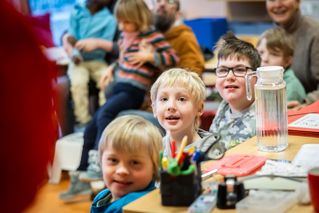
[{"xmin": 77, "ymin": 83, "xmax": 145, "ymax": 171}]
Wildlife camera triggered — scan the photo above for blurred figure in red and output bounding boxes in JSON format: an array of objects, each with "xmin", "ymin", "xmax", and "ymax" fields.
[{"xmin": 0, "ymin": 1, "xmax": 57, "ymax": 212}]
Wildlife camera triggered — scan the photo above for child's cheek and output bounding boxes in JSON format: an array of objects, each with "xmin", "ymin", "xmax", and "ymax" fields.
[{"xmin": 215, "ymin": 78, "xmax": 223, "ymax": 93}]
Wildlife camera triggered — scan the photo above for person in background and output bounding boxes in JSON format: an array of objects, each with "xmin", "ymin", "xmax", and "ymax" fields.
[
  {"xmin": 63, "ymin": 0, "xmax": 117, "ymax": 125},
  {"xmin": 209, "ymin": 33, "xmax": 260, "ymax": 149},
  {"xmin": 0, "ymin": 1, "xmax": 57, "ymax": 212},
  {"xmin": 60, "ymin": 0, "xmax": 178, "ymax": 202},
  {"xmin": 256, "ymin": 27, "xmax": 306, "ymax": 103},
  {"xmin": 151, "ymin": 68, "xmax": 225, "ymax": 159},
  {"xmin": 78, "ymin": 0, "xmax": 204, "ymax": 75},
  {"xmin": 266, "ymin": 0, "xmax": 319, "ymax": 107},
  {"xmin": 116, "ymin": 0, "xmax": 206, "ymax": 130},
  {"xmin": 90, "ymin": 115, "xmax": 162, "ymax": 213},
  {"xmin": 154, "ymin": 0, "xmax": 205, "ymax": 75}
]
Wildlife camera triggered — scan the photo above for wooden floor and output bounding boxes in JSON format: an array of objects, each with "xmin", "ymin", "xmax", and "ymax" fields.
[{"xmin": 24, "ymin": 174, "xmax": 91, "ymax": 213}]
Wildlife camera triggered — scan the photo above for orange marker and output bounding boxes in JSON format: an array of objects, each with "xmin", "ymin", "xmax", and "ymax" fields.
[{"xmin": 175, "ymin": 136, "xmax": 188, "ymax": 162}]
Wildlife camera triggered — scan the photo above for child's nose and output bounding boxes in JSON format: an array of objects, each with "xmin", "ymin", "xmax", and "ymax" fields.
[
  {"xmin": 167, "ymin": 99, "xmax": 176, "ymax": 111},
  {"xmin": 116, "ymin": 164, "xmax": 129, "ymax": 175},
  {"xmin": 272, "ymin": 0, "xmax": 283, "ymax": 7},
  {"xmin": 262, "ymin": 55, "xmax": 269, "ymax": 65},
  {"xmin": 118, "ymin": 23, "xmax": 123, "ymax": 31},
  {"xmin": 225, "ymin": 69, "xmax": 236, "ymax": 79}
]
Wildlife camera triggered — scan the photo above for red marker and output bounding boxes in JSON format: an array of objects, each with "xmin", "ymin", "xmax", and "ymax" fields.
[{"xmin": 170, "ymin": 140, "xmax": 176, "ymax": 158}]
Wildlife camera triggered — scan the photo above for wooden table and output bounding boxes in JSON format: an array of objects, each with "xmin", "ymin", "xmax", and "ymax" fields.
[{"xmin": 123, "ymin": 135, "xmax": 319, "ymax": 213}]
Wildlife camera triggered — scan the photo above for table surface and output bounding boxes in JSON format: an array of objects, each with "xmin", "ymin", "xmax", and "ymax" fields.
[{"xmin": 123, "ymin": 135, "xmax": 319, "ymax": 213}]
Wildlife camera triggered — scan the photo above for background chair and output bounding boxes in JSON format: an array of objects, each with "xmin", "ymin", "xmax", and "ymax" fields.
[{"xmin": 48, "ymin": 132, "xmax": 83, "ymax": 184}]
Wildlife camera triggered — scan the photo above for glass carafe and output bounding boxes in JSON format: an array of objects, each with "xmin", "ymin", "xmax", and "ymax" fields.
[{"xmin": 246, "ymin": 66, "xmax": 288, "ymax": 152}]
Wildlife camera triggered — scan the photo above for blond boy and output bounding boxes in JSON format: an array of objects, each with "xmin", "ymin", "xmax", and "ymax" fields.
[
  {"xmin": 91, "ymin": 115, "xmax": 162, "ymax": 212},
  {"xmin": 151, "ymin": 68, "xmax": 224, "ymax": 159}
]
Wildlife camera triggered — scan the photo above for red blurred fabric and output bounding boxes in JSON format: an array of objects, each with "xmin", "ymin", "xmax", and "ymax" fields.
[
  {"xmin": 27, "ymin": 13, "xmax": 55, "ymax": 47},
  {"xmin": 0, "ymin": 1, "xmax": 57, "ymax": 212},
  {"xmin": 200, "ymin": 110, "xmax": 216, "ymax": 131}
]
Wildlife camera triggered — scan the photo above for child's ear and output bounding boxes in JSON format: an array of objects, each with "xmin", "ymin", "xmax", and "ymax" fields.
[
  {"xmin": 284, "ymin": 56, "xmax": 293, "ymax": 68},
  {"xmin": 151, "ymin": 103, "xmax": 157, "ymax": 118},
  {"xmin": 197, "ymin": 101, "xmax": 204, "ymax": 117}
]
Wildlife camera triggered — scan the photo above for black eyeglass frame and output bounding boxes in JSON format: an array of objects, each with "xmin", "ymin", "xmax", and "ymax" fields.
[{"xmin": 214, "ymin": 66, "xmax": 253, "ymax": 78}]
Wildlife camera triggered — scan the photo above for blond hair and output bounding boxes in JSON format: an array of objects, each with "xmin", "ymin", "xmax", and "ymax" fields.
[
  {"xmin": 114, "ymin": 0, "xmax": 153, "ymax": 32},
  {"xmin": 150, "ymin": 68, "xmax": 206, "ymax": 128},
  {"xmin": 98, "ymin": 115, "xmax": 163, "ymax": 180},
  {"xmin": 257, "ymin": 27, "xmax": 294, "ymax": 58}
]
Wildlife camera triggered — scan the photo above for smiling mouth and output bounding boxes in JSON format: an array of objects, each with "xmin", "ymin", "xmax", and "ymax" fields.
[
  {"xmin": 114, "ymin": 180, "xmax": 132, "ymax": 186},
  {"xmin": 225, "ymin": 85, "xmax": 239, "ymax": 89},
  {"xmin": 165, "ymin": 115, "xmax": 180, "ymax": 120},
  {"xmin": 272, "ymin": 8, "xmax": 287, "ymax": 16}
]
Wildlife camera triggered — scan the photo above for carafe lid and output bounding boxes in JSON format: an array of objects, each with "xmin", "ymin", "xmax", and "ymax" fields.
[{"xmin": 256, "ymin": 66, "xmax": 284, "ymax": 82}]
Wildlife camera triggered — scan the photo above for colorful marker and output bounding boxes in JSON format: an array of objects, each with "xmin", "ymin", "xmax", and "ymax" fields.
[
  {"xmin": 170, "ymin": 140, "xmax": 176, "ymax": 158},
  {"xmin": 176, "ymin": 136, "xmax": 188, "ymax": 163},
  {"xmin": 161, "ymin": 157, "xmax": 169, "ymax": 170}
]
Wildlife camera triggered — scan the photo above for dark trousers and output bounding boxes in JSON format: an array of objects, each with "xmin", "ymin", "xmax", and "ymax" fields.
[{"xmin": 77, "ymin": 83, "xmax": 145, "ymax": 171}]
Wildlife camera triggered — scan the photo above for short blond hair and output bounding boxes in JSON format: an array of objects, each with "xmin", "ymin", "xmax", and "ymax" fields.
[
  {"xmin": 114, "ymin": 0, "xmax": 153, "ymax": 32},
  {"xmin": 98, "ymin": 115, "xmax": 163, "ymax": 180},
  {"xmin": 150, "ymin": 68, "xmax": 206, "ymax": 128}
]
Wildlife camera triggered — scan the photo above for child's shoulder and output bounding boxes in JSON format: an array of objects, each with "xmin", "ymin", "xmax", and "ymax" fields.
[
  {"xmin": 71, "ymin": 3, "xmax": 86, "ymax": 16},
  {"xmin": 92, "ymin": 188, "xmax": 111, "ymax": 204},
  {"xmin": 73, "ymin": 2, "xmax": 86, "ymax": 10},
  {"xmin": 216, "ymin": 100, "xmax": 230, "ymax": 113},
  {"xmin": 215, "ymin": 101, "xmax": 255, "ymax": 123},
  {"xmin": 114, "ymin": 182, "xmax": 156, "ymax": 206}
]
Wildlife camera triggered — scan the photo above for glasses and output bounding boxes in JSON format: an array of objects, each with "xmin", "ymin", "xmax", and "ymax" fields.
[{"xmin": 214, "ymin": 66, "xmax": 253, "ymax": 78}]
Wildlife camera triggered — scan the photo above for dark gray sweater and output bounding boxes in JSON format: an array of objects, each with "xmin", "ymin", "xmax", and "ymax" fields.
[{"xmin": 279, "ymin": 11, "xmax": 319, "ymax": 94}]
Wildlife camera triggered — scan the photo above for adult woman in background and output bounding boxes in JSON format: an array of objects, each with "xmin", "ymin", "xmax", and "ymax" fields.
[{"xmin": 266, "ymin": 0, "xmax": 319, "ymax": 106}]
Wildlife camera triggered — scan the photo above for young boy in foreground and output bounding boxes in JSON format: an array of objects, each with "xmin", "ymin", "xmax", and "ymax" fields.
[
  {"xmin": 151, "ymin": 68, "xmax": 224, "ymax": 160},
  {"xmin": 209, "ymin": 33, "xmax": 260, "ymax": 149},
  {"xmin": 91, "ymin": 115, "xmax": 162, "ymax": 212}
]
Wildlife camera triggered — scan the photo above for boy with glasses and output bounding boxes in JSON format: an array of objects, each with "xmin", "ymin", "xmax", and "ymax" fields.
[{"xmin": 209, "ymin": 32, "xmax": 260, "ymax": 149}]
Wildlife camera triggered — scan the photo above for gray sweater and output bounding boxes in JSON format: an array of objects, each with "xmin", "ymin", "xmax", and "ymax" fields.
[{"xmin": 279, "ymin": 11, "xmax": 319, "ymax": 94}]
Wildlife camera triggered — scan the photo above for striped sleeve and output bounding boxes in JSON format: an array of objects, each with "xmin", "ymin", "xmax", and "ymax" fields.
[{"xmin": 145, "ymin": 30, "xmax": 179, "ymax": 67}]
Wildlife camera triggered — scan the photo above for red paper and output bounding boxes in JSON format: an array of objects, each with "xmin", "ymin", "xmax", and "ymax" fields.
[
  {"xmin": 203, "ymin": 154, "xmax": 267, "ymax": 176},
  {"xmin": 288, "ymin": 101, "xmax": 319, "ymax": 137}
]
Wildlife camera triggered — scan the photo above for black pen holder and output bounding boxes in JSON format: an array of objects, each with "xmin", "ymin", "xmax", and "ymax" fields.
[{"xmin": 160, "ymin": 165, "xmax": 202, "ymax": 206}]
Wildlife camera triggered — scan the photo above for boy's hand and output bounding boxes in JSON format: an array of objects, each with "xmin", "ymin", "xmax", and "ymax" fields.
[
  {"xmin": 76, "ymin": 39, "xmax": 113, "ymax": 52},
  {"xmin": 62, "ymin": 34, "xmax": 76, "ymax": 56},
  {"xmin": 71, "ymin": 48, "xmax": 83, "ymax": 65},
  {"xmin": 287, "ymin": 100, "xmax": 305, "ymax": 110},
  {"xmin": 75, "ymin": 39, "xmax": 99, "ymax": 52},
  {"xmin": 72, "ymin": 55, "xmax": 82, "ymax": 65},
  {"xmin": 127, "ymin": 40, "xmax": 154, "ymax": 67},
  {"xmin": 99, "ymin": 66, "xmax": 114, "ymax": 90}
]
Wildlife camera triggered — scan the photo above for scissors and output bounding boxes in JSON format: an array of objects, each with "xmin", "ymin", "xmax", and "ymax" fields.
[{"xmin": 198, "ymin": 134, "xmax": 225, "ymax": 161}]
